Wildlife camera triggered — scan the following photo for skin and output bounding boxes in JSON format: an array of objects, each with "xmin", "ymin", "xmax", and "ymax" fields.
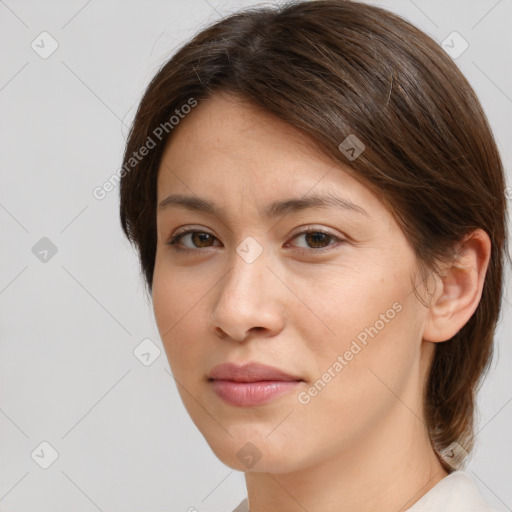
[{"xmin": 152, "ymin": 92, "xmax": 491, "ymax": 512}]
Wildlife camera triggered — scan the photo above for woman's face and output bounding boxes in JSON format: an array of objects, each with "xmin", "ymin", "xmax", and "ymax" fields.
[{"xmin": 153, "ymin": 92, "xmax": 435, "ymax": 473}]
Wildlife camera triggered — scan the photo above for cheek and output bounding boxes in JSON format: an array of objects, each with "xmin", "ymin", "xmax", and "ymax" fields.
[
  {"xmin": 290, "ymin": 300, "xmax": 423, "ymax": 462},
  {"xmin": 151, "ymin": 264, "xmax": 175, "ymax": 341},
  {"xmin": 294, "ymin": 261, "xmax": 422, "ymax": 404},
  {"xmin": 290, "ymin": 260, "xmax": 411, "ymax": 354},
  {"xmin": 152, "ymin": 255, "xmax": 205, "ymax": 333},
  {"xmin": 151, "ymin": 263, "xmax": 204, "ymax": 373}
]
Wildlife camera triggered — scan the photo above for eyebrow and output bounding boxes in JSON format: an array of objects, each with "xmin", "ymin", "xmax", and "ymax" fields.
[{"xmin": 157, "ymin": 193, "xmax": 369, "ymax": 218}]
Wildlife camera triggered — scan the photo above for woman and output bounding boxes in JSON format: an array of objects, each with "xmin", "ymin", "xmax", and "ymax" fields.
[{"xmin": 119, "ymin": 1, "xmax": 508, "ymax": 510}]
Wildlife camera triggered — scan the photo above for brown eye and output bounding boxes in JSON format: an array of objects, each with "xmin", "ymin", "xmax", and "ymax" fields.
[
  {"xmin": 289, "ymin": 229, "xmax": 341, "ymax": 250},
  {"xmin": 304, "ymin": 231, "xmax": 331, "ymax": 248},
  {"xmin": 190, "ymin": 232, "xmax": 215, "ymax": 247},
  {"xmin": 168, "ymin": 230, "xmax": 220, "ymax": 250}
]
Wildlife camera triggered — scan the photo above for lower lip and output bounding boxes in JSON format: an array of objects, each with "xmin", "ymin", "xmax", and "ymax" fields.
[{"xmin": 210, "ymin": 380, "xmax": 301, "ymax": 406}]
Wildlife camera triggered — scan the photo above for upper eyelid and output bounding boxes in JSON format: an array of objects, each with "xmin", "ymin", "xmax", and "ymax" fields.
[
  {"xmin": 169, "ymin": 227, "xmax": 343, "ymax": 246},
  {"xmin": 170, "ymin": 225, "xmax": 340, "ymax": 238}
]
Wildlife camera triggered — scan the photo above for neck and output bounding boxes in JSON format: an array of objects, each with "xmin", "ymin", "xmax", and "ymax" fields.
[{"xmin": 243, "ymin": 388, "xmax": 448, "ymax": 512}]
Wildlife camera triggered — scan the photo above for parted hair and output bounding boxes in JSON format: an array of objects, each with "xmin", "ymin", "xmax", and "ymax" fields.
[{"xmin": 119, "ymin": 0, "xmax": 509, "ymax": 470}]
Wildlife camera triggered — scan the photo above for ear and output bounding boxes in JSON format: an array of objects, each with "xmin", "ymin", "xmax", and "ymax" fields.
[{"xmin": 422, "ymin": 229, "xmax": 491, "ymax": 343}]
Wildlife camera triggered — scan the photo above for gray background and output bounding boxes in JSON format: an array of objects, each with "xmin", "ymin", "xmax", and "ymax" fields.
[{"xmin": 0, "ymin": 0, "xmax": 511, "ymax": 511}]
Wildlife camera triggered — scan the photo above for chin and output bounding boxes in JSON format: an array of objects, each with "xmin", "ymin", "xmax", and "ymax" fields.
[{"xmin": 200, "ymin": 427, "xmax": 305, "ymax": 474}]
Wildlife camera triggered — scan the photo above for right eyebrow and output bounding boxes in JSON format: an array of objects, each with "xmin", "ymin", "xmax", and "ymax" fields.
[{"xmin": 157, "ymin": 192, "xmax": 370, "ymax": 219}]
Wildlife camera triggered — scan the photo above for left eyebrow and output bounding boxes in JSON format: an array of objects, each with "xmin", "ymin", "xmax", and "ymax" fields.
[{"xmin": 157, "ymin": 192, "xmax": 370, "ymax": 218}]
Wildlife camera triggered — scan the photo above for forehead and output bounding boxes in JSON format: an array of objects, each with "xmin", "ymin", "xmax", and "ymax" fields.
[
  {"xmin": 155, "ymin": 92, "xmax": 384, "ymax": 220},
  {"xmin": 159, "ymin": 92, "xmax": 329, "ymax": 174}
]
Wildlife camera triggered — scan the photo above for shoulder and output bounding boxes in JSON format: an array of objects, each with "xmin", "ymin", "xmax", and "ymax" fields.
[
  {"xmin": 231, "ymin": 471, "xmax": 496, "ymax": 512},
  {"xmin": 231, "ymin": 497, "xmax": 249, "ymax": 512},
  {"xmin": 407, "ymin": 471, "xmax": 496, "ymax": 512}
]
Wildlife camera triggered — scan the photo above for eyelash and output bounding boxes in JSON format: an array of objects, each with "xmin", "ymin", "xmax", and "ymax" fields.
[{"xmin": 166, "ymin": 227, "xmax": 345, "ymax": 255}]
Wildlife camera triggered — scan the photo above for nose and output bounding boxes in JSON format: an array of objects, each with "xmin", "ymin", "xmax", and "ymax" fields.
[{"xmin": 209, "ymin": 244, "xmax": 285, "ymax": 343}]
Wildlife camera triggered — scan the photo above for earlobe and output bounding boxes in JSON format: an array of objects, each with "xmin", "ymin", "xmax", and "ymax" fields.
[{"xmin": 422, "ymin": 229, "xmax": 491, "ymax": 343}]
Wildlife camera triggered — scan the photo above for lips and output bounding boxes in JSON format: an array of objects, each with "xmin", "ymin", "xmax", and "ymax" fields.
[
  {"xmin": 208, "ymin": 362, "xmax": 303, "ymax": 382},
  {"xmin": 208, "ymin": 362, "xmax": 304, "ymax": 407}
]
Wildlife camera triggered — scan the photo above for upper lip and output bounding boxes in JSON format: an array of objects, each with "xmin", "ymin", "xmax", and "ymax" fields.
[{"xmin": 208, "ymin": 362, "xmax": 303, "ymax": 382}]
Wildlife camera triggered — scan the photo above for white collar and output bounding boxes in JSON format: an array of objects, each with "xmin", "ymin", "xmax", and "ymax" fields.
[
  {"xmin": 406, "ymin": 470, "xmax": 494, "ymax": 512},
  {"xmin": 232, "ymin": 471, "xmax": 495, "ymax": 512}
]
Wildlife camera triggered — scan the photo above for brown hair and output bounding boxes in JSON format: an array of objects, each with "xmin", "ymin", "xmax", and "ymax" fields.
[{"xmin": 119, "ymin": 0, "xmax": 509, "ymax": 469}]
